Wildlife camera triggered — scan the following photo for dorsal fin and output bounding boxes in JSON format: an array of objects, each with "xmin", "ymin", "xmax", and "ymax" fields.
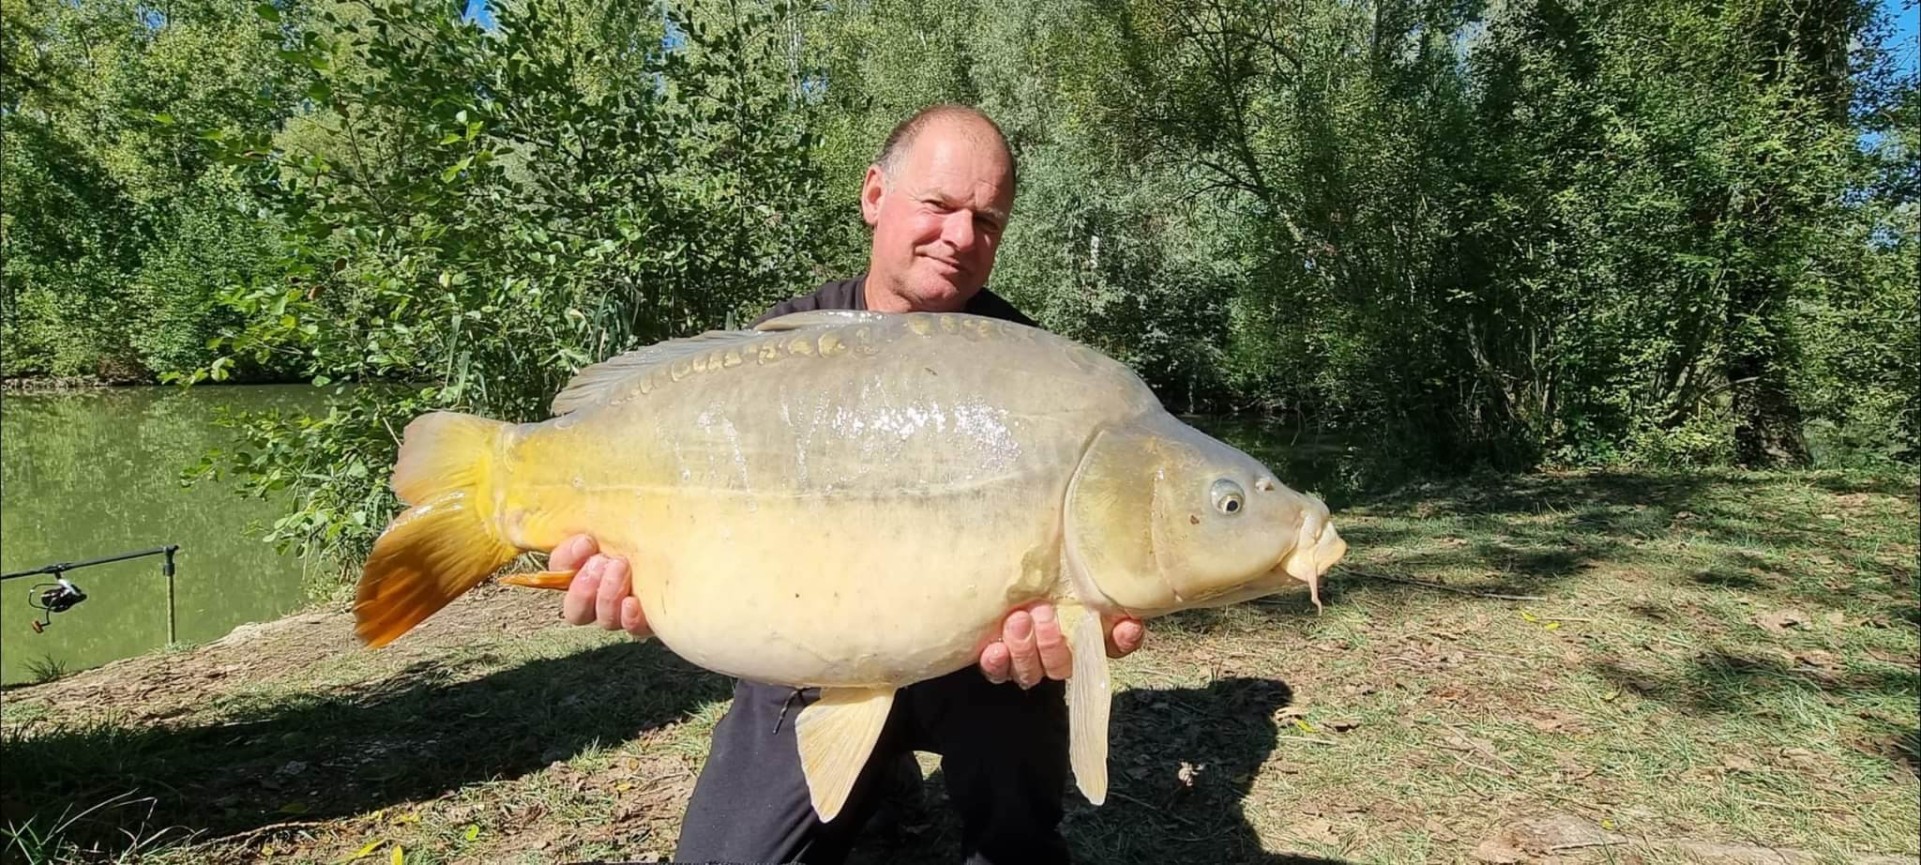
[
  {"xmin": 549, "ymin": 312, "xmax": 883, "ymax": 416},
  {"xmin": 549, "ymin": 329, "xmax": 761, "ymax": 416},
  {"xmin": 753, "ymin": 310, "xmax": 886, "ymax": 331}
]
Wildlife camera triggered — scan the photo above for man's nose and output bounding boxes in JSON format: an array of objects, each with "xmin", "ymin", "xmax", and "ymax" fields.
[{"xmin": 941, "ymin": 210, "xmax": 976, "ymax": 251}]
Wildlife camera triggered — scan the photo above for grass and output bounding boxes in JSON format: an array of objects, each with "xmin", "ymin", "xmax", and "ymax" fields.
[{"xmin": 0, "ymin": 468, "xmax": 1914, "ymax": 864}]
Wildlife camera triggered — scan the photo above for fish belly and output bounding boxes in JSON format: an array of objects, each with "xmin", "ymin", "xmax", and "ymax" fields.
[{"xmin": 630, "ymin": 485, "xmax": 1062, "ymax": 688}]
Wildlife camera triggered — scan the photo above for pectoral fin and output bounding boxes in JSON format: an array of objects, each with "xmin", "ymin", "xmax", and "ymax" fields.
[
  {"xmin": 497, "ymin": 570, "xmax": 577, "ymax": 591},
  {"xmin": 794, "ymin": 687, "xmax": 896, "ymax": 822},
  {"xmin": 1058, "ymin": 602, "xmax": 1112, "ymax": 805}
]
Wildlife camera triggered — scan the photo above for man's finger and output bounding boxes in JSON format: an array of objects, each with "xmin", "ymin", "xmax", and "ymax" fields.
[
  {"xmin": 550, "ymin": 534, "xmax": 597, "ymax": 572},
  {"xmin": 979, "ymin": 641, "xmax": 1012, "ymax": 684},
  {"xmin": 1106, "ymin": 616, "xmax": 1146, "ymax": 659},
  {"xmin": 595, "ymin": 557, "xmax": 630, "ymax": 630},
  {"xmin": 619, "ymin": 596, "xmax": 651, "ymax": 638},
  {"xmin": 1029, "ymin": 604, "xmax": 1073, "ymax": 680},
  {"xmin": 1003, "ymin": 609, "xmax": 1041, "ymax": 688},
  {"xmin": 562, "ymin": 557, "xmax": 602, "ymax": 625}
]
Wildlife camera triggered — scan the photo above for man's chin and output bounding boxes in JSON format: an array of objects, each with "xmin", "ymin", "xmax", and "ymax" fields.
[{"xmin": 904, "ymin": 276, "xmax": 976, "ymax": 310}]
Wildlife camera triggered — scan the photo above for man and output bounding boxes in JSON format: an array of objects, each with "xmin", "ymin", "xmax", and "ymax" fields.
[{"xmin": 550, "ymin": 104, "xmax": 1147, "ymax": 864}]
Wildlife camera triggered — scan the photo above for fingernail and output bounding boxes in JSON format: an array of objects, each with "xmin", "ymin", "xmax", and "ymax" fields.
[
  {"xmin": 1030, "ymin": 605, "xmax": 1055, "ymax": 625},
  {"xmin": 1007, "ymin": 615, "xmax": 1032, "ymax": 640}
]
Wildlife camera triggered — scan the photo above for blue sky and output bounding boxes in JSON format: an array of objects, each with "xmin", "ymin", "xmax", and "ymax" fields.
[
  {"xmin": 1886, "ymin": 0, "xmax": 1919, "ymax": 77},
  {"xmin": 462, "ymin": 0, "xmax": 495, "ymax": 30}
]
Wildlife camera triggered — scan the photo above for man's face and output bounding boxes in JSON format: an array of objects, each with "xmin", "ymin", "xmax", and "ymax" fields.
[{"xmin": 861, "ymin": 121, "xmax": 1015, "ymax": 313}]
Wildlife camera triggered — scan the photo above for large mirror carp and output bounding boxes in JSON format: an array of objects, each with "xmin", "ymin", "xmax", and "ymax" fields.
[{"xmin": 354, "ymin": 309, "xmax": 1347, "ymax": 821}]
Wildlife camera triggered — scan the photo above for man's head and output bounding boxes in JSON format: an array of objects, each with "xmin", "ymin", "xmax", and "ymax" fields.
[{"xmin": 860, "ymin": 104, "xmax": 1017, "ymax": 313}]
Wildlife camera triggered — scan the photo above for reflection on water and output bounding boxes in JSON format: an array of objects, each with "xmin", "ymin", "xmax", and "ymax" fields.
[{"xmin": 1, "ymin": 386, "xmax": 324, "ymax": 686}]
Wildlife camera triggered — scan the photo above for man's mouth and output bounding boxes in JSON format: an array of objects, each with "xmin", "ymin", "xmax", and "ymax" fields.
[{"xmin": 920, "ymin": 255, "xmax": 965, "ymax": 276}]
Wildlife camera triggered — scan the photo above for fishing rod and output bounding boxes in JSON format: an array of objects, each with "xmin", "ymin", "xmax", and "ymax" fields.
[{"xmin": 3, "ymin": 544, "xmax": 179, "ymax": 635}]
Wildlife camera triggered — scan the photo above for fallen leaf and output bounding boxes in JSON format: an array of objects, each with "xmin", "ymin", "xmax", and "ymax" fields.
[
  {"xmin": 1753, "ymin": 609, "xmax": 1808, "ymax": 634},
  {"xmin": 1442, "ymin": 734, "xmax": 1502, "ymax": 760},
  {"xmin": 1778, "ymin": 747, "xmax": 1819, "ymax": 769},
  {"xmin": 1326, "ymin": 718, "xmax": 1361, "ymax": 732},
  {"xmin": 1472, "ymin": 838, "xmax": 1524, "ymax": 864},
  {"xmin": 1825, "ymin": 610, "xmax": 1846, "ymax": 627},
  {"xmin": 1503, "ymin": 814, "xmax": 1626, "ymax": 853},
  {"xmin": 1793, "ymin": 650, "xmax": 1840, "ymax": 670},
  {"xmin": 1528, "ymin": 712, "xmax": 1573, "ymax": 733},
  {"xmin": 1720, "ymin": 755, "xmax": 1758, "ymax": 773},
  {"xmin": 336, "ymin": 840, "xmax": 386, "ymax": 863}
]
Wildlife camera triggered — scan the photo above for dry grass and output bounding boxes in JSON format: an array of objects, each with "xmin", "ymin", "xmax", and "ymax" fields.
[{"xmin": 3, "ymin": 469, "xmax": 1914, "ymax": 864}]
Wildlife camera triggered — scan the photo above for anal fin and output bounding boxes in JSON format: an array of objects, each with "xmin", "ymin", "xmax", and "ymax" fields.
[
  {"xmin": 794, "ymin": 687, "xmax": 896, "ymax": 822},
  {"xmin": 1058, "ymin": 601, "xmax": 1112, "ymax": 805},
  {"xmin": 497, "ymin": 570, "xmax": 577, "ymax": 591}
]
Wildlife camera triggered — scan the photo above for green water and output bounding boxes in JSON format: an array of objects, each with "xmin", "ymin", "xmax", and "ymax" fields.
[{"xmin": 1, "ymin": 385, "xmax": 324, "ymax": 686}]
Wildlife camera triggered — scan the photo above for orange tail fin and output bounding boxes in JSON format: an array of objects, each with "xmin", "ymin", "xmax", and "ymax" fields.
[{"xmin": 355, "ymin": 412, "xmax": 519, "ymax": 647}]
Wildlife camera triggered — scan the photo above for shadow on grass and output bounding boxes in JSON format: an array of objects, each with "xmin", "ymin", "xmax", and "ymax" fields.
[
  {"xmin": 1592, "ymin": 649, "xmax": 1921, "ymax": 717},
  {"xmin": 850, "ymin": 676, "xmax": 1350, "ymax": 865},
  {"xmin": 1335, "ymin": 468, "xmax": 1915, "ymax": 609},
  {"xmin": 0, "ymin": 640, "xmax": 731, "ymax": 851}
]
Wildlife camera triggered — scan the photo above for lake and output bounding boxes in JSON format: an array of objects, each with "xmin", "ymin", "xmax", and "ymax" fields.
[
  {"xmin": 0, "ymin": 386, "xmax": 1368, "ymax": 687},
  {"xmin": 0, "ymin": 385, "xmax": 325, "ymax": 686}
]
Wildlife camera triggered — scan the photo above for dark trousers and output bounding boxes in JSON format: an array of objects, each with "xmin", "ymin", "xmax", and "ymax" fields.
[{"xmin": 673, "ymin": 666, "xmax": 1072, "ymax": 865}]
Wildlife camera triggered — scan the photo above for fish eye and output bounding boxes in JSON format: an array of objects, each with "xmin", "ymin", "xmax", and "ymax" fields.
[{"xmin": 1210, "ymin": 479, "xmax": 1246, "ymax": 515}]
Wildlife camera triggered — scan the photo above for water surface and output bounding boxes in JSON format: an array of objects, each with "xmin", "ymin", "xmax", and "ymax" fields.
[{"xmin": 1, "ymin": 385, "xmax": 324, "ymax": 686}]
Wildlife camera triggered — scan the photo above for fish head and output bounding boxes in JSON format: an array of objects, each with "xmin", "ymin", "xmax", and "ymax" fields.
[{"xmin": 1063, "ymin": 415, "xmax": 1346, "ymax": 617}]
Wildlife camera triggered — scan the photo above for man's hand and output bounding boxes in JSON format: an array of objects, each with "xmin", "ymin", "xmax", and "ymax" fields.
[
  {"xmin": 980, "ymin": 603, "xmax": 1145, "ymax": 688},
  {"xmin": 553, "ymin": 534, "xmax": 651, "ymax": 638}
]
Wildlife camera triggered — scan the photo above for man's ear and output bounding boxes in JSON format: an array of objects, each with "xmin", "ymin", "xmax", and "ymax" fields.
[{"xmin": 860, "ymin": 165, "xmax": 885, "ymax": 227}]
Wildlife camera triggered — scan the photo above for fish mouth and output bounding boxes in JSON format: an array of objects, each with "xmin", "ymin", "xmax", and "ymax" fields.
[{"xmin": 1278, "ymin": 522, "xmax": 1346, "ymax": 613}]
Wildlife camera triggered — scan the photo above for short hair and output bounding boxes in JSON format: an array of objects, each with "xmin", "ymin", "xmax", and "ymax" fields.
[{"xmin": 874, "ymin": 103, "xmax": 1017, "ymax": 192}]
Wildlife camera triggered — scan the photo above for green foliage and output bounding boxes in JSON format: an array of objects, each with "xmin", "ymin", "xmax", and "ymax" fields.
[
  {"xmin": 0, "ymin": 0, "xmax": 297, "ymax": 381},
  {"xmin": 186, "ymin": 0, "xmax": 833, "ymax": 565}
]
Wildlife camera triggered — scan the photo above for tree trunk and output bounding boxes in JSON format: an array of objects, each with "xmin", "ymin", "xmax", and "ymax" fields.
[{"xmin": 1724, "ymin": 304, "xmax": 1812, "ymax": 468}]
